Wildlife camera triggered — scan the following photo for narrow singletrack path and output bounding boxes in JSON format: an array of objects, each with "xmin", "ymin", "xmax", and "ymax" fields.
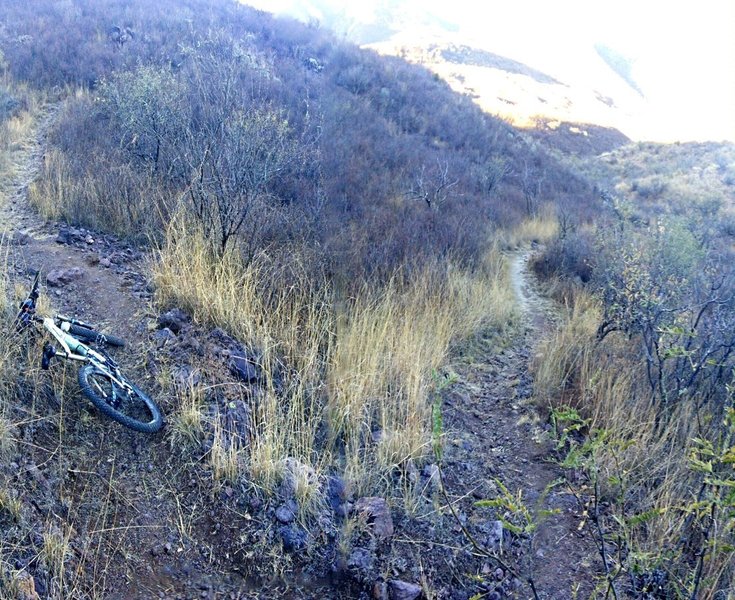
[{"xmin": 439, "ymin": 249, "xmax": 597, "ymax": 599}]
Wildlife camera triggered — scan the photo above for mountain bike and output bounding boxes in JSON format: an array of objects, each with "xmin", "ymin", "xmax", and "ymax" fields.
[{"xmin": 16, "ymin": 272, "xmax": 163, "ymax": 433}]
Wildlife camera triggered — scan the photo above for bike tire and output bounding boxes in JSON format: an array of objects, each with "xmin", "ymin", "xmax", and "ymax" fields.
[
  {"xmin": 68, "ymin": 324, "xmax": 125, "ymax": 348},
  {"xmin": 78, "ymin": 364, "xmax": 163, "ymax": 433}
]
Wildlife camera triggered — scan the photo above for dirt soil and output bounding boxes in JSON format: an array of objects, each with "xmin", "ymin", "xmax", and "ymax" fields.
[{"xmin": 0, "ymin": 106, "xmax": 599, "ymax": 599}]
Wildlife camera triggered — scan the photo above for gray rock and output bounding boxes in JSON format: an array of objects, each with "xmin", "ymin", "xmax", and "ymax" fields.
[
  {"xmin": 210, "ymin": 327, "xmax": 235, "ymax": 346},
  {"xmin": 278, "ymin": 525, "xmax": 307, "ymax": 552},
  {"xmin": 158, "ymin": 308, "xmax": 190, "ymax": 334},
  {"xmin": 11, "ymin": 231, "xmax": 31, "ymax": 246},
  {"xmin": 422, "ymin": 464, "xmax": 440, "ymax": 489},
  {"xmin": 229, "ymin": 354, "xmax": 259, "ymax": 383},
  {"xmin": 55, "ymin": 227, "xmax": 83, "ymax": 245},
  {"xmin": 373, "ymin": 579, "xmax": 389, "ymax": 600},
  {"xmin": 354, "ymin": 497, "xmax": 393, "ymax": 540},
  {"xmin": 172, "ymin": 365, "xmax": 201, "ymax": 389},
  {"xmin": 275, "ymin": 499, "xmax": 298, "ymax": 524},
  {"xmin": 388, "ymin": 580, "xmax": 422, "ymax": 600},
  {"xmin": 347, "ymin": 547, "xmax": 374, "ymax": 573},
  {"xmin": 13, "ymin": 570, "xmax": 40, "ymax": 600},
  {"xmin": 46, "ymin": 267, "xmax": 84, "ymax": 287},
  {"xmin": 99, "ymin": 257, "xmax": 112, "ymax": 268},
  {"xmin": 327, "ymin": 475, "xmax": 351, "ymax": 512},
  {"xmin": 485, "ymin": 520, "xmax": 504, "ymax": 553},
  {"xmin": 214, "ymin": 400, "xmax": 252, "ymax": 445},
  {"xmin": 153, "ymin": 327, "xmax": 176, "ymax": 348}
]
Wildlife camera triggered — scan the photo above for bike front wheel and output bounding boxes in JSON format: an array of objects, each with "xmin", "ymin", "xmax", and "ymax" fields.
[
  {"xmin": 78, "ymin": 364, "xmax": 163, "ymax": 433},
  {"xmin": 68, "ymin": 324, "xmax": 125, "ymax": 347}
]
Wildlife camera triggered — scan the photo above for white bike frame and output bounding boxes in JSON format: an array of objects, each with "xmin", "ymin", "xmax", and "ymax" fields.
[{"xmin": 42, "ymin": 317, "xmax": 129, "ymax": 390}]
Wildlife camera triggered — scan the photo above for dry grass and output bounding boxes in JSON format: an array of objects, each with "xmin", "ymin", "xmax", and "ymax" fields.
[
  {"xmin": 209, "ymin": 416, "xmax": 242, "ymax": 485},
  {"xmin": 152, "ymin": 215, "xmax": 517, "ymax": 501},
  {"xmin": 27, "ymin": 148, "xmax": 69, "ymax": 221},
  {"xmin": 329, "ymin": 252, "xmax": 517, "ymax": 492},
  {"xmin": 504, "ymin": 205, "xmax": 560, "ymax": 248},
  {"xmin": 168, "ymin": 378, "xmax": 206, "ymax": 452},
  {"xmin": 533, "ymin": 285, "xmax": 732, "ymax": 597}
]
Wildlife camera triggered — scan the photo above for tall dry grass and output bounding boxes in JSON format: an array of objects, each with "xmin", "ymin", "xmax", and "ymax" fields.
[
  {"xmin": 330, "ymin": 252, "xmax": 517, "ymax": 493},
  {"xmin": 504, "ymin": 204, "xmax": 560, "ymax": 248},
  {"xmin": 152, "ymin": 214, "xmax": 518, "ymax": 500}
]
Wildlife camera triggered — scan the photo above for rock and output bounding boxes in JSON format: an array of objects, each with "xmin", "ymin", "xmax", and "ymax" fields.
[
  {"xmin": 55, "ymin": 227, "xmax": 82, "ymax": 245},
  {"xmin": 46, "ymin": 267, "xmax": 84, "ymax": 287},
  {"xmin": 14, "ymin": 571, "xmax": 40, "ymax": 600},
  {"xmin": 281, "ymin": 458, "xmax": 318, "ymax": 498},
  {"xmin": 275, "ymin": 499, "xmax": 297, "ymax": 524},
  {"xmin": 153, "ymin": 328, "xmax": 176, "ymax": 348},
  {"xmin": 158, "ymin": 308, "xmax": 190, "ymax": 334},
  {"xmin": 278, "ymin": 525, "xmax": 307, "ymax": 552},
  {"xmin": 229, "ymin": 354, "xmax": 259, "ymax": 383},
  {"xmin": 354, "ymin": 497, "xmax": 393, "ymax": 540},
  {"xmin": 85, "ymin": 234, "xmax": 94, "ymax": 244},
  {"xmin": 172, "ymin": 366, "xmax": 201, "ymax": 389},
  {"xmin": 11, "ymin": 231, "xmax": 31, "ymax": 246},
  {"xmin": 347, "ymin": 547, "xmax": 374, "ymax": 573},
  {"xmin": 221, "ymin": 400, "xmax": 252, "ymax": 444},
  {"xmin": 373, "ymin": 579, "xmax": 389, "ymax": 600},
  {"xmin": 327, "ymin": 475, "xmax": 351, "ymax": 512},
  {"xmin": 388, "ymin": 580, "xmax": 422, "ymax": 600},
  {"xmin": 210, "ymin": 327, "xmax": 235, "ymax": 346},
  {"xmin": 99, "ymin": 257, "xmax": 112, "ymax": 268},
  {"xmin": 423, "ymin": 464, "xmax": 440, "ymax": 489},
  {"xmin": 484, "ymin": 520, "xmax": 504, "ymax": 553}
]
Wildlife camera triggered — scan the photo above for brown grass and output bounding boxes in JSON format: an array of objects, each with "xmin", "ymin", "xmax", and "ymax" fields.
[
  {"xmin": 504, "ymin": 205, "xmax": 560, "ymax": 248},
  {"xmin": 152, "ymin": 215, "xmax": 518, "ymax": 501}
]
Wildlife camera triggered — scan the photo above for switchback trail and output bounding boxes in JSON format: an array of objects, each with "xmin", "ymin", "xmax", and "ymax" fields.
[{"xmin": 438, "ymin": 248, "xmax": 597, "ymax": 599}]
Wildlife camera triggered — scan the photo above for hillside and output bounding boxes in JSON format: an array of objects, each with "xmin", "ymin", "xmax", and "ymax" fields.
[{"xmin": 365, "ymin": 35, "xmax": 644, "ymax": 141}]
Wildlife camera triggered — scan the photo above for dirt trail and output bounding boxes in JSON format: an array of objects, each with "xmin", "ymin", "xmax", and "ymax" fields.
[
  {"xmin": 1, "ymin": 104, "xmax": 149, "ymax": 334},
  {"xmin": 439, "ymin": 249, "xmax": 596, "ymax": 599},
  {"xmin": 0, "ymin": 106, "xmax": 221, "ymax": 598}
]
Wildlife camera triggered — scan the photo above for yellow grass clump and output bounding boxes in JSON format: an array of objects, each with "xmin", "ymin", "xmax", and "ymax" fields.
[
  {"xmin": 152, "ymin": 214, "xmax": 518, "ymax": 498},
  {"xmin": 505, "ymin": 204, "xmax": 560, "ymax": 248}
]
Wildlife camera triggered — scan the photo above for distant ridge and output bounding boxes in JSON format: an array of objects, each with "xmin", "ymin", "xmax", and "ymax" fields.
[{"xmin": 440, "ymin": 44, "xmax": 561, "ymax": 85}]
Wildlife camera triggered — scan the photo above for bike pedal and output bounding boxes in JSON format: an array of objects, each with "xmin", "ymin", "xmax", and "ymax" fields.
[{"xmin": 41, "ymin": 343, "xmax": 57, "ymax": 370}]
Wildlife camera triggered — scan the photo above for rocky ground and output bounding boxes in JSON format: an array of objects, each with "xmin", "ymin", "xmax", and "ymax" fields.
[{"xmin": 0, "ymin": 106, "xmax": 598, "ymax": 599}]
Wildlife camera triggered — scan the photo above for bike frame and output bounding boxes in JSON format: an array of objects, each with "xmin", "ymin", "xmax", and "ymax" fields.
[{"xmin": 40, "ymin": 317, "xmax": 130, "ymax": 391}]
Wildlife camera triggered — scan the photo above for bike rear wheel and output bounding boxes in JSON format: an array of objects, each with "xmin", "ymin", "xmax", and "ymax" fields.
[
  {"xmin": 68, "ymin": 324, "xmax": 125, "ymax": 347},
  {"xmin": 78, "ymin": 364, "xmax": 162, "ymax": 433}
]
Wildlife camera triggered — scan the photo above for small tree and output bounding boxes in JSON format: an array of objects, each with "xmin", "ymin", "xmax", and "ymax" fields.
[
  {"xmin": 176, "ymin": 36, "xmax": 308, "ymax": 256},
  {"xmin": 97, "ymin": 65, "xmax": 184, "ymax": 174}
]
